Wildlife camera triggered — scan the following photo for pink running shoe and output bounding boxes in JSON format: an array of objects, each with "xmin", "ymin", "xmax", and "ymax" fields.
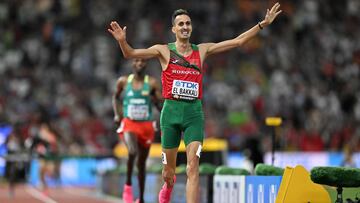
[
  {"xmin": 158, "ymin": 175, "xmax": 176, "ymax": 203},
  {"xmin": 122, "ymin": 184, "xmax": 133, "ymax": 203},
  {"xmin": 42, "ymin": 188, "xmax": 49, "ymax": 197}
]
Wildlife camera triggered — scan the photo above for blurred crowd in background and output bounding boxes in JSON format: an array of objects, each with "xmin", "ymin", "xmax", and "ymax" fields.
[{"xmin": 0, "ymin": 0, "xmax": 360, "ymax": 156}]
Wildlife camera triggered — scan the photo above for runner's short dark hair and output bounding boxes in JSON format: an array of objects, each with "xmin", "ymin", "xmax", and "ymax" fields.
[{"xmin": 172, "ymin": 9, "xmax": 190, "ymax": 25}]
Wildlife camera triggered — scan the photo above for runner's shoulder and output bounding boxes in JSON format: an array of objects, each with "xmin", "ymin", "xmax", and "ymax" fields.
[
  {"xmin": 150, "ymin": 44, "xmax": 168, "ymax": 51},
  {"xmin": 198, "ymin": 43, "xmax": 215, "ymax": 50},
  {"xmin": 116, "ymin": 75, "xmax": 129, "ymax": 87},
  {"xmin": 117, "ymin": 75, "xmax": 129, "ymax": 84}
]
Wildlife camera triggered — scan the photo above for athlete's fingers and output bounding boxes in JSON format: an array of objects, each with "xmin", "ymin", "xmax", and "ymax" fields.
[
  {"xmin": 111, "ymin": 21, "xmax": 120, "ymax": 31},
  {"xmin": 110, "ymin": 22, "xmax": 117, "ymax": 30},
  {"xmin": 114, "ymin": 21, "xmax": 121, "ymax": 29},
  {"xmin": 274, "ymin": 5, "xmax": 280, "ymax": 13},
  {"xmin": 274, "ymin": 3, "xmax": 281, "ymax": 13},
  {"xmin": 275, "ymin": 10, "xmax": 282, "ymax": 16},
  {"xmin": 107, "ymin": 28, "xmax": 114, "ymax": 35},
  {"xmin": 270, "ymin": 2, "xmax": 279, "ymax": 13}
]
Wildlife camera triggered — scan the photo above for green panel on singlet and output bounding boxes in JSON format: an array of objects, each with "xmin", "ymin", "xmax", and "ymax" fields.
[{"xmin": 167, "ymin": 42, "xmax": 198, "ymax": 53}]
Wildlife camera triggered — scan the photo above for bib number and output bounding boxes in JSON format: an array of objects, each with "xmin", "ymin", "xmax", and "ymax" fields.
[
  {"xmin": 128, "ymin": 105, "xmax": 149, "ymax": 120},
  {"xmin": 172, "ymin": 80, "xmax": 199, "ymax": 101}
]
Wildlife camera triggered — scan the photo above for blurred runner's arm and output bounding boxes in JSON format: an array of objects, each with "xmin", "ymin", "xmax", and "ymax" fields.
[
  {"xmin": 150, "ymin": 77, "xmax": 163, "ymax": 112},
  {"xmin": 199, "ymin": 2, "xmax": 282, "ymax": 58},
  {"xmin": 112, "ymin": 76, "xmax": 127, "ymax": 126}
]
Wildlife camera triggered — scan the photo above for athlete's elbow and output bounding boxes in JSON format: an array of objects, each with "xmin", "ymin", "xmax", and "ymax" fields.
[
  {"xmin": 123, "ymin": 54, "xmax": 130, "ymax": 59},
  {"xmin": 121, "ymin": 48, "xmax": 135, "ymax": 59},
  {"xmin": 237, "ymin": 39, "xmax": 247, "ymax": 47},
  {"xmin": 122, "ymin": 52, "xmax": 132, "ymax": 59}
]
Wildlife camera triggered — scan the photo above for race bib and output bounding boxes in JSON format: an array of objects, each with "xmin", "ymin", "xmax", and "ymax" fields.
[
  {"xmin": 128, "ymin": 104, "xmax": 149, "ymax": 120},
  {"xmin": 172, "ymin": 80, "xmax": 199, "ymax": 101}
]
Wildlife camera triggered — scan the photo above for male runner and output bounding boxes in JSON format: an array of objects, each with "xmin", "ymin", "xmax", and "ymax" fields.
[
  {"xmin": 113, "ymin": 58, "xmax": 162, "ymax": 203},
  {"xmin": 108, "ymin": 3, "xmax": 281, "ymax": 202},
  {"xmin": 29, "ymin": 121, "xmax": 60, "ymax": 195},
  {"xmin": 5, "ymin": 127, "xmax": 24, "ymax": 197}
]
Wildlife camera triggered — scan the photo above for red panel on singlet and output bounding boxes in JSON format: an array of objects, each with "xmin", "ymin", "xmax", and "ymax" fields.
[{"xmin": 161, "ymin": 46, "xmax": 203, "ymax": 100}]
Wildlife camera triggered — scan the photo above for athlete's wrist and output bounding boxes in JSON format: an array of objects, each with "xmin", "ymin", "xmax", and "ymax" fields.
[{"xmin": 259, "ymin": 20, "xmax": 268, "ymax": 28}]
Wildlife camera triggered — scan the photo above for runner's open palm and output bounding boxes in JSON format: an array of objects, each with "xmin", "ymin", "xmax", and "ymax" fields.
[
  {"xmin": 108, "ymin": 21, "xmax": 127, "ymax": 41},
  {"xmin": 263, "ymin": 2, "xmax": 282, "ymax": 25}
]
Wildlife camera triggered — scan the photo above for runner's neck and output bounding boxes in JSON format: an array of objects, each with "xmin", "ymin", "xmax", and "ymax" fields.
[
  {"xmin": 131, "ymin": 73, "xmax": 146, "ymax": 90},
  {"xmin": 133, "ymin": 73, "xmax": 145, "ymax": 81},
  {"xmin": 175, "ymin": 41, "xmax": 192, "ymax": 56}
]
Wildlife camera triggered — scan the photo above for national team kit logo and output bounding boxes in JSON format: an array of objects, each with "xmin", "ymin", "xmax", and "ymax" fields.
[{"xmin": 172, "ymin": 80, "xmax": 199, "ymax": 100}]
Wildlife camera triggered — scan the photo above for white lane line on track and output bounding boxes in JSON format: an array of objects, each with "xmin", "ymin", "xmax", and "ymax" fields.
[
  {"xmin": 25, "ymin": 186, "xmax": 58, "ymax": 203},
  {"xmin": 62, "ymin": 187, "xmax": 123, "ymax": 203}
]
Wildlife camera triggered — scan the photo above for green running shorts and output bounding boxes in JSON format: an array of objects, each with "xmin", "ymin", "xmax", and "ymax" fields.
[{"xmin": 160, "ymin": 99, "xmax": 204, "ymax": 149}]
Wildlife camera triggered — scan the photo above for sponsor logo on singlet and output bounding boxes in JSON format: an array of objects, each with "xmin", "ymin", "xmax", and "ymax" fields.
[
  {"xmin": 127, "ymin": 90, "xmax": 134, "ymax": 96},
  {"xmin": 170, "ymin": 58, "xmax": 179, "ymax": 64},
  {"xmin": 172, "ymin": 80, "xmax": 199, "ymax": 100}
]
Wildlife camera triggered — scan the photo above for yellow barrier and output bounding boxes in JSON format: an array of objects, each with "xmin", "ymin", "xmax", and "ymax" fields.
[{"xmin": 276, "ymin": 165, "xmax": 331, "ymax": 203}]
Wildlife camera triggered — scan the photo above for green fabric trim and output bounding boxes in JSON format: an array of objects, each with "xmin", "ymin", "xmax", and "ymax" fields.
[
  {"xmin": 167, "ymin": 43, "xmax": 201, "ymax": 72},
  {"xmin": 168, "ymin": 43, "xmax": 177, "ymax": 52},
  {"xmin": 191, "ymin": 44, "xmax": 199, "ymax": 51},
  {"xmin": 168, "ymin": 43, "xmax": 198, "ymax": 51}
]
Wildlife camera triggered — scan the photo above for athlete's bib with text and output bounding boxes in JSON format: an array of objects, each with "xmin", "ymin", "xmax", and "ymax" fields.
[
  {"xmin": 172, "ymin": 80, "xmax": 199, "ymax": 101},
  {"xmin": 127, "ymin": 104, "xmax": 149, "ymax": 120}
]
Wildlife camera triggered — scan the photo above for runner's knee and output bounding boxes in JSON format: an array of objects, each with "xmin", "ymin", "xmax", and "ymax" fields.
[
  {"xmin": 124, "ymin": 133, "xmax": 138, "ymax": 155},
  {"xmin": 127, "ymin": 145, "xmax": 138, "ymax": 156},
  {"xmin": 186, "ymin": 158, "xmax": 199, "ymax": 179}
]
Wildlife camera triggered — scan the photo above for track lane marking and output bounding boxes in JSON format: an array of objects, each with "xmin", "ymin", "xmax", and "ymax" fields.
[
  {"xmin": 25, "ymin": 186, "xmax": 58, "ymax": 203},
  {"xmin": 62, "ymin": 187, "xmax": 123, "ymax": 203}
]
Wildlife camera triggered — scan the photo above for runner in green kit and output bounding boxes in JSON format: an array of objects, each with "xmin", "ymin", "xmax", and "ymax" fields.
[
  {"xmin": 113, "ymin": 58, "xmax": 162, "ymax": 203},
  {"xmin": 108, "ymin": 3, "xmax": 281, "ymax": 202}
]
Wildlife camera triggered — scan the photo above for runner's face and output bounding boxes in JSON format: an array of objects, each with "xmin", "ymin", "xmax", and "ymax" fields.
[
  {"xmin": 172, "ymin": 14, "xmax": 192, "ymax": 40},
  {"xmin": 132, "ymin": 58, "xmax": 146, "ymax": 74}
]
